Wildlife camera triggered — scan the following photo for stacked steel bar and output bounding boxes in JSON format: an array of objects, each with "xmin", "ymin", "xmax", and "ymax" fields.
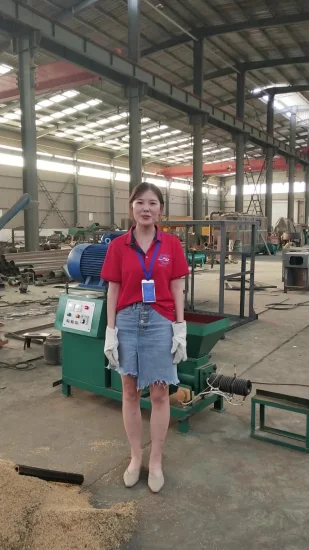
[{"xmin": 1, "ymin": 248, "xmax": 71, "ymax": 280}]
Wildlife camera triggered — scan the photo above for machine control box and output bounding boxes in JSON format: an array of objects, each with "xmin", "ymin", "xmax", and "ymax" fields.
[{"xmin": 62, "ymin": 299, "xmax": 95, "ymax": 333}]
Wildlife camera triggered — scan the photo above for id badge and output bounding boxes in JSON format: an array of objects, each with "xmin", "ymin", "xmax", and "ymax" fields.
[{"xmin": 142, "ymin": 279, "xmax": 156, "ymax": 303}]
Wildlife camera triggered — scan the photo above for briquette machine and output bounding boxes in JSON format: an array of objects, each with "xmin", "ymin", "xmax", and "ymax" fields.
[{"xmin": 55, "ymin": 234, "xmax": 252, "ymax": 433}]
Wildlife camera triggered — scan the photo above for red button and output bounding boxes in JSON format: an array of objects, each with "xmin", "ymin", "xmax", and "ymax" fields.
[{"xmin": 84, "ymin": 305, "xmax": 89, "ymax": 310}]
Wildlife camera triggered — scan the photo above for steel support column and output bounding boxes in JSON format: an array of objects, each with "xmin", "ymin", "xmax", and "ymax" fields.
[
  {"xmin": 192, "ymin": 39, "xmax": 204, "ymax": 229},
  {"xmin": 110, "ymin": 155, "xmax": 115, "ymax": 226},
  {"xmin": 128, "ymin": 0, "xmax": 142, "ymax": 196},
  {"xmin": 305, "ymin": 165, "xmax": 309, "ymax": 224},
  {"xmin": 235, "ymin": 70, "xmax": 245, "ymax": 213},
  {"xmin": 288, "ymin": 107, "xmax": 297, "ymax": 220},
  {"xmin": 73, "ymin": 151, "xmax": 78, "ymax": 226},
  {"xmin": 205, "ymin": 190, "xmax": 208, "ymax": 216},
  {"xmin": 165, "ymin": 180, "xmax": 170, "ymax": 217},
  {"xmin": 265, "ymin": 94, "xmax": 274, "ymax": 231},
  {"xmin": 187, "ymin": 183, "xmax": 191, "ymax": 216},
  {"xmin": 17, "ymin": 33, "xmax": 39, "ymax": 251},
  {"xmin": 204, "ymin": 178, "xmax": 208, "ymax": 216}
]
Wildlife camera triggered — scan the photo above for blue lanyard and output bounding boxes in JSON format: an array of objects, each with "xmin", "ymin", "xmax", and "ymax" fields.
[{"xmin": 137, "ymin": 241, "xmax": 161, "ymax": 280}]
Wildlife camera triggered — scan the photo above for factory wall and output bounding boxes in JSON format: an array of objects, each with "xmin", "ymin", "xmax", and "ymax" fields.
[
  {"xmin": 224, "ymin": 169, "xmax": 306, "ymax": 225},
  {"xmin": 0, "ymin": 129, "xmax": 221, "ymax": 240},
  {"xmin": 0, "ymin": 161, "xmax": 191, "ymax": 241}
]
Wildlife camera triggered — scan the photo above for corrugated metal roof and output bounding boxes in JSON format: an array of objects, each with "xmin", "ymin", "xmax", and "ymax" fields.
[{"xmin": 0, "ymin": 0, "xmax": 308, "ymax": 165}]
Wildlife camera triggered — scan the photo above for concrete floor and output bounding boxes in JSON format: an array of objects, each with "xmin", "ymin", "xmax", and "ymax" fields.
[{"xmin": 1, "ymin": 255, "xmax": 309, "ymax": 549}]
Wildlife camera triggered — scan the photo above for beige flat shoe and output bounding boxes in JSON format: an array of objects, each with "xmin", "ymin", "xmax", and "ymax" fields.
[
  {"xmin": 148, "ymin": 471, "xmax": 164, "ymax": 493},
  {"xmin": 123, "ymin": 468, "xmax": 140, "ymax": 488}
]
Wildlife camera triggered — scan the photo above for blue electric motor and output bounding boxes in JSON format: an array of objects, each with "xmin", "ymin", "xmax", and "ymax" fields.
[
  {"xmin": 67, "ymin": 232, "xmax": 126, "ymax": 290},
  {"xmin": 100, "ymin": 231, "xmax": 127, "ymax": 245}
]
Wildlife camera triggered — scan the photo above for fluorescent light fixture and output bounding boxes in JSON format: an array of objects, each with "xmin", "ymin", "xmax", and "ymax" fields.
[
  {"xmin": 114, "ymin": 124, "xmax": 127, "ymax": 130},
  {"xmin": 64, "ymin": 129, "xmax": 77, "ymax": 135},
  {"xmin": 74, "ymin": 137, "xmax": 84, "ymax": 142},
  {"xmin": 55, "ymin": 132, "xmax": 66, "ymax": 137},
  {"xmin": 62, "ymin": 107, "xmax": 76, "ymax": 115},
  {"xmin": 75, "ymin": 125, "xmax": 89, "ymax": 131},
  {"xmin": 37, "ymin": 99, "xmax": 53, "ymax": 107},
  {"xmin": 104, "ymin": 127, "xmax": 115, "ymax": 133},
  {"xmin": 87, "ymin": 99, "xmax": 102, "ymax": 106},
  {"xmin": 50, "ymin": 94, "xmax": 67, "ymax": 103},
  {"xmin": 14, "ymin": 109, "xmax": 21, "ymax": 115},
  {"xmin": 160, "ymin": 132, "xmax": 172, "ymax": 138},
  {"xmin": 108, "ymin": 114, "xmax": 122, "ymax": 122},
  {"xmin": 170, "ymin": 130, "xmax": 181, "ymax": 134},
  {"xmin": 35, "ymin": 120, "xmax": 44, "ymax": 126},
  {"xmin": 146, "ymin": 127, "xmax": 159, "ymax": 134},
  {"xmin": 120, "ymin": 112, "xmax": 129, "ymax": 118},
  {"xmin": 97, "ymin": 119, "xmax": 110, "ymax": 125},
  {"xmin": 141, "ymin": 117, "xmax": 151, "ymax": 123},
  {"xmin": 39, "ymin": 116, "xmax": 53, "ymax": 122},
  {"xmin": 94, "ymin": 130, "xmax": 106, "ymax": 136},
  {"xmin": 74, "ymin": 103, "xmax": 90, "ymax": 111},
  {"xmin": 0, "ymin": 64, "xmax": 13, "ymax": 75},
  {"xmin": 51, "ymin": 112, "xmax": 65, "ymax": 119},
  {"xmin": 63, "ymin": 90, "xmax": 79, "ymax": 98},
  {"xmin": 4, "ymin": 113, "xmax": 20, "ymax": 120},
  {"xmin": 35, "ymin": 105, "xmax": 43, "ymax": 111},
  {"xmin": 86, "ymin": 122, "xmax": 98, "ymax": 128}
]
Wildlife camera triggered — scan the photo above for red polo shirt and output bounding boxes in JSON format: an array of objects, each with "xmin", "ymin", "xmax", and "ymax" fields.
[{"xmin": 100, "ymin": 226, "xmax": 189, "ymax": 321}]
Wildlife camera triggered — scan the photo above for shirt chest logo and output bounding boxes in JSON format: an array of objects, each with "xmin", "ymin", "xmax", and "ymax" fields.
[{"xmin": 158, "ymin": 253, "xmax": 170, "ymax": 266}]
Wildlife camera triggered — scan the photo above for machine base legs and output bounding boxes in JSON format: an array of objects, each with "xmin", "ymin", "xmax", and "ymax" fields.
[
  {"xmin": 213, "ymin": 396, "xmax": 224, "ymax": 412},
  {"xmin": 177, "ymin": 416, "xmax": 190, "ymax": 435},
  {"xmin": 62, "ymin": 382, "xmax": 72, "ymax": 397}
]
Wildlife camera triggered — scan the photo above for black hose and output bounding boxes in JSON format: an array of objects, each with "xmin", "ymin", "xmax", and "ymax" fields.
[{"xmin": 208, "ymin": 373, "xmax": 252, "ymax": 397}]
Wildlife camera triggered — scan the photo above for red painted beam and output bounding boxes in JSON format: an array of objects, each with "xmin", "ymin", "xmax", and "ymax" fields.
[
  {"xmin": 0, "ymin": 61, "xmax": 101, "ymax": 102},
  {"xmin": 160, "ymin": 157, "xmax": 304, "ymax": 178}
]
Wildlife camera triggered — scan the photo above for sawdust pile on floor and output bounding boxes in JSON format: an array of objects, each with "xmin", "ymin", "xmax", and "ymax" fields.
[{"xmin": 0, "ymin": 460, "xmax": 137, "ymax": 550}]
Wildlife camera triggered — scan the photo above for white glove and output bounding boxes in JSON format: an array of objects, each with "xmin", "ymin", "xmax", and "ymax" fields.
[
  {"xmin": 171, "ymin": 321, "xmax": 187, "ymax": 364},
  {"xmin": 104, "ymin": 326, "xmax": 119, "ymax": 367}
]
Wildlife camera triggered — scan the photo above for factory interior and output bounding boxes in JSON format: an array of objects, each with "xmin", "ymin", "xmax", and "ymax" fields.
[{"xmin": 2, "ymin": 1, "xmax": 309, "ymax": 549}]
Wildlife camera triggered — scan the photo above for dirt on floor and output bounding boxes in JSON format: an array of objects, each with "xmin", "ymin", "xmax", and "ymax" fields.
[{"xmin": 0, "ymin": 460, "xmax": 137, "ymax": 550}]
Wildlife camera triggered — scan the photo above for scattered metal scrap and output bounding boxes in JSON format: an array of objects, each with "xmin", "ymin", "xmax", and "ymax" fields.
[
  {"xmin": 225, "ymin": 278, "xmax": 277, "ymax": 291},
  {"xmin": 0, "ymin": 249, "xmax": 70, "ymax": 287}
]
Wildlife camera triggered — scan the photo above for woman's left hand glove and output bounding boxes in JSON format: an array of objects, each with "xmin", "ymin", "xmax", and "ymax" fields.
[{"xmin": 171, "ymin": 321, "xmax": 187, "ymax": 364}]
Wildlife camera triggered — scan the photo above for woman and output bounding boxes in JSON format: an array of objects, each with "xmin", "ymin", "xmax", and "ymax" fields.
[{"xmin": 101, "ymin": 182, "xmax": 189, "ymax": 493}]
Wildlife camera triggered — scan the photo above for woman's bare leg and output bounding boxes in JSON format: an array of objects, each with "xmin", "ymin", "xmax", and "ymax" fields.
[
  {"xmin": 121, "ymin": 375, "xmax": 142, "ymax": 472},
  {"xmin": 149, "ymin": 383, "xmax": 170, "ymax": 475}
]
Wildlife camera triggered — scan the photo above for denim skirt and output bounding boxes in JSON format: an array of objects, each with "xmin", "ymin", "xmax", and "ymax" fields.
[{"xmin": 114, "ymin": 302, "xmax": 179, "ymax": 390}]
